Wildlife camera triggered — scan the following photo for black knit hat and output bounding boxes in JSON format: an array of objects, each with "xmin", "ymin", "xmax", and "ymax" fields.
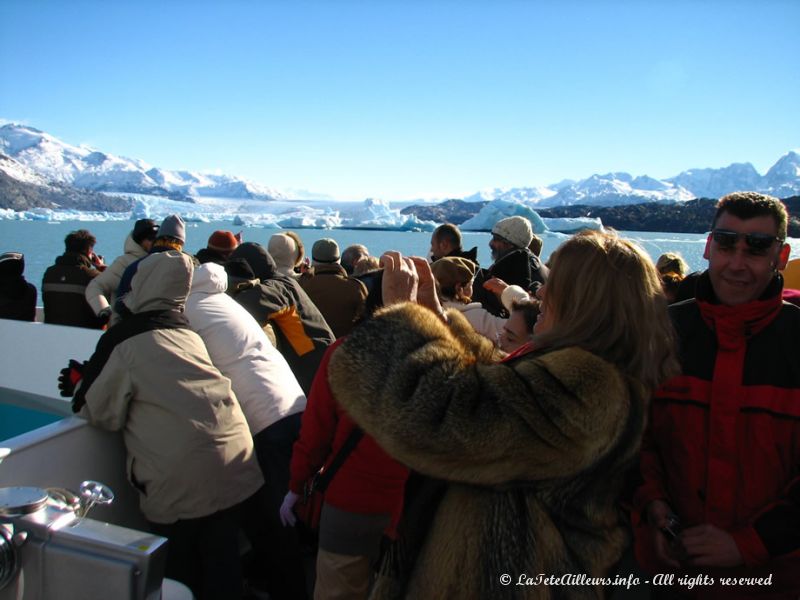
[
  {"xmin": 0, "ymin": 252, "xmax": 25, "ymax": 278},
  {"xmin": 132, "ymin": 219, "xmax": 159, "ymax": 244}
]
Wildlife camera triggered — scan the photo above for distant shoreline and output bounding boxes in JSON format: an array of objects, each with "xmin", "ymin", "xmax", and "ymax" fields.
[{"xmin": 401, "ymin": 197, "xmax": 800, "ymax": 237}]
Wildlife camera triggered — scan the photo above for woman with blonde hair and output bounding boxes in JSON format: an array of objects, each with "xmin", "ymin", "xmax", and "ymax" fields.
[
  {"xmin": 326, "ymin": 229, "xmax": 678, "ymax": 599},
  {"xmin": 655, "ymin": 252, "xmax": 689, "ymax": 303},
  {"xmin": 655, "ymin": 251, "xmax": 689, "ymax": 277}
]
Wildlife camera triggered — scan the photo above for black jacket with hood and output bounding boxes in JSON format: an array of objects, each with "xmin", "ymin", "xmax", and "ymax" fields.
[{"xmin": 226, "ymin": 242, "xmax": 335, "ymax": 394}]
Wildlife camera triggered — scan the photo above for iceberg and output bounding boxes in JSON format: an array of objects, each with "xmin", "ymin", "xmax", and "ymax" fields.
[
  {"xmin": 459, "ymin": 199, "xmax": 603, "ymax": 234},
  {"xmin": 460, "ymin": 200, "xmax": 548, "ymax": 233},
  {"xmin": 541, "ymin": 217, "xmax": 603, "ymax": 233}
]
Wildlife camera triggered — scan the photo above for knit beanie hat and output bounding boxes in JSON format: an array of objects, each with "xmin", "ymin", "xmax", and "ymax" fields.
[
  {"xmin": 0, "ymin": 252, "xmax": 24, "ymax": 278},
  {"xmin": 156, "ymin": 214, "xmax": 186, "ymax": 244},
  {"xmin": 207, "ymin": 230, "xmax": 239, "ymax": 253},
  {"xmin": 312, "ymin": 238, "xmax": 340, "ymax": 264},
  {"xmin": 132, "ymin": 219, "xmax": 159, "ymax": 244},
  {"xmin": 431, "ymin": 256, "xmax": 477, "ymax": 289},
  {"xmin": 492, "ymin": 216, "xmax": 533, "ymax": 249},
  {"xmin": 268, "ymin": 233, "xmax": 298, "ymax": 270}
]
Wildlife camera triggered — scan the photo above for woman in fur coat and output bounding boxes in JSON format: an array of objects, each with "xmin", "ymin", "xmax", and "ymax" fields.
[{"xmin": 327, "ymin": 230, "xmax": 678, "ymax": 599}]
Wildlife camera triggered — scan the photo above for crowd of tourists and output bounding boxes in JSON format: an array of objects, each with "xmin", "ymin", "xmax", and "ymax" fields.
[{"xmin": 2, "ymin": 191, "xmax": 799, "ymax": 600}]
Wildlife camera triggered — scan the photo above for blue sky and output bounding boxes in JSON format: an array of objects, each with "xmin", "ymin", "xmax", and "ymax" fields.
[{"xmin": 1, "ymin": 0, "xmax": 798, "ymax": 200}]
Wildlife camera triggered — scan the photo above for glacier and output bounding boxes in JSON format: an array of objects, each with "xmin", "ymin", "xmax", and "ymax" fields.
[{"xmin": 0, "ymin": 194, "xmax": 600, "ymax": 234}]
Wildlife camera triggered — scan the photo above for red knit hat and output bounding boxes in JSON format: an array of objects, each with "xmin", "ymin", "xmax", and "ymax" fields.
[{"xmin": 208, "ymin": 230, "xmax": 239, "ymax": 253}]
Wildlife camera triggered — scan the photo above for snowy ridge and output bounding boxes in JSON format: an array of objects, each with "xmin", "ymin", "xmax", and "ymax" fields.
[
  {"xmin": 0, "ymin": 152, "xmax": 53, "ymax": 187},
  {"xmin": 460, "ymin": 153, "xmax": 800, "ymax": 208},
  {"xmin": 0, "ymin": 124, "xmax": 285, "ymax": 201}
]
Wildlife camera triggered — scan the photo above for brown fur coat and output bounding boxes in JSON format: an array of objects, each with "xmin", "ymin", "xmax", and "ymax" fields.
[{"xmin": 328, "ymin": 303, "xmax": 647, "ymax": 599}]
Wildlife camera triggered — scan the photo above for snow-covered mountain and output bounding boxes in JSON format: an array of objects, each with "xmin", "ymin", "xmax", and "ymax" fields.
[
  {"xmin": 666, "ymin": 162, "xmax": 763, "ymax": 199},
  {"xmin": 1, "ymin": 122, "xmax": 798, "ymax": 211},
  {"xmin": 0, "ymin": 152, "xmax": 52, "ymax": 187},
  {"xmin": 0, "ymin": 124, "xmax": 285, "ymax": 201},
  {"xmin": 763, "ymin": 151, "xmax": 800, "ymax": 197},
  {"xmin": 462, "ymin": 153, "xmax": 800, "ymax": 208}
]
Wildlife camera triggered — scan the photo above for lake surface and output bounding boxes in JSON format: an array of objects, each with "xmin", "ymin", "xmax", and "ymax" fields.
[{"xmin": 3, "ymin": 219, "xmax": 800, "ymax": 290}]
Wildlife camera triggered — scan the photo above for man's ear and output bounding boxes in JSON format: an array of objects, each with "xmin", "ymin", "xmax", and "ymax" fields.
[
  {"xmin": 702, "ymin": 234, "xmax": 712, "ymax": 260},
  {"xmin": 776, "ymin": 243, "xmax": 791, "ymax": 270}
]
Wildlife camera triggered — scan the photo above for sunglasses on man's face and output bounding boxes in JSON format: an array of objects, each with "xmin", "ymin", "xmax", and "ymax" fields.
[{"xmin": 711, "ymin": 229, "xmax": 782, "ymax": 255}]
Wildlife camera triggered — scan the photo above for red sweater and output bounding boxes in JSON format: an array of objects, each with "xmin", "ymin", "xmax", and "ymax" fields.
[{"xmin": 289, "ymin": 339, "xmax": 409, "ymax": 519}]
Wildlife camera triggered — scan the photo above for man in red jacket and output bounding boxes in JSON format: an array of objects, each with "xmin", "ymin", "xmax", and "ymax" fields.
[{"xmin": 635, "ymin": 192, "xmax": 800, "ymax": 599}]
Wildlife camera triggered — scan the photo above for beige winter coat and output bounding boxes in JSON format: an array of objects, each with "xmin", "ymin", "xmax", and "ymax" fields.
[{"xmin": 79, "ymin": 251, "xmax": 264, "ymax": 524}]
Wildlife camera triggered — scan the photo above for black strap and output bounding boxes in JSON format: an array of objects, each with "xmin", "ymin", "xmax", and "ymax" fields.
[
  {"xmin": 73, "ymin": 310, "xmax": 190, "ymax": 412},
  {"xmin": 315, "ymin": 427, "xmax": 364, "ymax": 492}
]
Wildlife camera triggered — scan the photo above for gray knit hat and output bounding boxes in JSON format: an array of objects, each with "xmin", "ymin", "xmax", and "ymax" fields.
[
  {"xmin": 312, "ymin": 238, "xmax": 340, "ymax": 264},
  {"xmin": 156, "ymin": 214, "xmax": 186, "ymax": 244}
]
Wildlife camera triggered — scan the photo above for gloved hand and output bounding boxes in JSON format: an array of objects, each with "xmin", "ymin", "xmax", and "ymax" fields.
[
  {"xmin": 279, "ymin": 491, "xmax": 299, "ymax": 527},
  {"xmin": 97, "ymin": 307, "xmax": 113, "ymax": 324},
  {"xmin": 58, "ymin": 359, "xmax": 85, "ymax": 398}
]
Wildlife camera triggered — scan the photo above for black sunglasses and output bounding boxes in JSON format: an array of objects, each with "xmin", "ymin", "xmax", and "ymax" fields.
[{"xmin": 711, "ymin": 229, "xmax": 782, "ymax": 254}]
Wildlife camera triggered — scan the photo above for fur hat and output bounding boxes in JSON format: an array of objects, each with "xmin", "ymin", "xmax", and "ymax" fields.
[
  {"xmin": 430, "ymin": 256, "xmax": 477, "ymax": 289},
  {"xmin": 268, "ymin": 233, "xmax": 298, "ymax": 270},
  {"xmin": 207, "ymin": 230, "xmax": 239, "ymax": 253},
  {"xmin": 492, "ymin": 216, "xmax": 533, "ymax": 249},
  {"xmin": 312, "ymin": 238, "xmax": 340, "ymax": 264},
  {"xmin": 156, "ymin": 214, "xmax": 186, "ymax": 244},
  {"xmin": 132, "ymin": 219, "xmax": 159, "ymax": 244}
]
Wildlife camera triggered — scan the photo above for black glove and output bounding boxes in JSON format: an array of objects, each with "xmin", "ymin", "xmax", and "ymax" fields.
[
  {"xmin": 97, "ymin": 307, "xmax": 112, "ymax": 324},
  {"xmin": 58, "ymin": 359, "xmax": 85, "ymax": 398}
]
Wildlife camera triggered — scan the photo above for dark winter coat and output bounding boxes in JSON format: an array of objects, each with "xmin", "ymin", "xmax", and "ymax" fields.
[
  {"xmin": 473, "ymin": 248, "xmax": 548, "ymax": 316},
  {"xmin": 226, "ymin": 242, "xmax": 335, "ymax": 394},
  {"xmin": 42, "ymin": 252, "xmax": 105, "ymax": 328},
  {"xmin": 0, "ymin": 253, "xmax": 36, "ymax": 321},
  {"xmin": 328, "ymin": 303, "xmax": 648, "ymax": 599}
]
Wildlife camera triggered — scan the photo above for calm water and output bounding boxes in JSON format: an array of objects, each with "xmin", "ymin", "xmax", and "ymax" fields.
[{"xmin": 6, "ymin": 219, "xmax": 796, "ymax": 289}]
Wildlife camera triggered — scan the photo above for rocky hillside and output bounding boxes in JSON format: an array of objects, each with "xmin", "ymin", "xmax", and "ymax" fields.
[
  {"xmin": 0, "ymin": 170, "xmax": 134, "ymax": 212},
  {"xmin": 401, "ymin": 197, "xmax": 800, "ymax": 237}
]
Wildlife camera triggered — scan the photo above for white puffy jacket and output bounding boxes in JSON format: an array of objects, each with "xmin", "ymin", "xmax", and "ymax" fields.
[{"xmin": 185, "ymin": 263, "xmax": 307, "ymax": 434}]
